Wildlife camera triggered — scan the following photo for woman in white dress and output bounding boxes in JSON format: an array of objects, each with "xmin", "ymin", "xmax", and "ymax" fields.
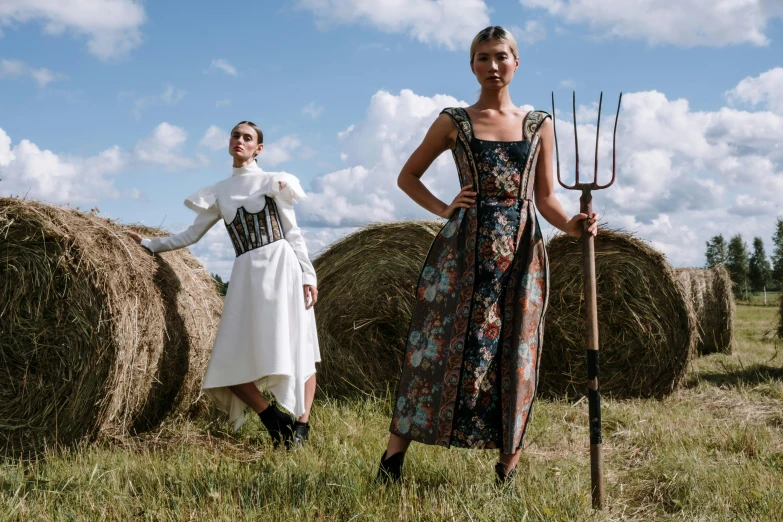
[{"xmin": 128, "ymin": 121, "xmax": 320, "ymax": 448}]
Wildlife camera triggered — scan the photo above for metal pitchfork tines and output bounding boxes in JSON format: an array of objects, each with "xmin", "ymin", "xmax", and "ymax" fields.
[{"xmin": 551, "ymin": 90, "xmax": 622, "ymax": 511}]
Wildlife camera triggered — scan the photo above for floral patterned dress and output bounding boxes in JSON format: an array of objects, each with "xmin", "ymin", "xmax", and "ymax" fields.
[{"xmin": 390, "ymin": 107, "xmax": 550, "ymax": 454}]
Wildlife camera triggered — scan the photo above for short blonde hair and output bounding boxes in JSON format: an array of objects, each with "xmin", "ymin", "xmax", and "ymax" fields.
[{"xmin": 469, "ymin": 26, "xmax": 519, "ymax": 64}]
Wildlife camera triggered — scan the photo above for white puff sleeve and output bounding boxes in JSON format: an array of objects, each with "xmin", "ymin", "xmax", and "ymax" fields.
[
  {"xmin": 140, "ymin": 186, "xmax": 221, "ymax": 254},
  {"xmin": 270, "ymin": 173, "xmax": 317, "ymax": 287}
]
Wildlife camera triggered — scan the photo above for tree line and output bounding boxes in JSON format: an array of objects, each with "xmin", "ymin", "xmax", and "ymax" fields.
[
  {"xmin": 705, "ymin": 217, "xmax": 783, "ymax": 297},
  {"xmin": 211, "ymin": 273, "xmax": 229, "ymax": 296}
]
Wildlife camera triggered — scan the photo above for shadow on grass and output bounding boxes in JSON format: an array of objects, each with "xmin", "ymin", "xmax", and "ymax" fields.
[{"xmin": 687, "ymin": 363, "xmax": 783, "ymax": 389}]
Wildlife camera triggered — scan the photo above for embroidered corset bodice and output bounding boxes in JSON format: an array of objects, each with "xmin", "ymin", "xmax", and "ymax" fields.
[{"xmin": 225, "ymin": 196, "xmax": 285, "ymax": 256}]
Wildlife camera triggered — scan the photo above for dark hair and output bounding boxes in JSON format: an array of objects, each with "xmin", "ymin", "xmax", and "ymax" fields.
[{"xmin": 233, "ymin": 121, "xmax": 264, "ymax": 157}]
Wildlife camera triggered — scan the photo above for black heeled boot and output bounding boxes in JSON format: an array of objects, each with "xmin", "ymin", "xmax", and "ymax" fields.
[
  {"xmin": 376, "ymin": 451, "xmax": 405, "ymax": 484},
  {"xmin": 289, "ymin": 421, "xmax": 310, "ymax": 449},
  {"xmin": 494, "ymin": 462, "xmax": 516, "ymax": 486},
  {"xmin": 258, "ymin": 403, "xmax": 294, "ymax": 448}
]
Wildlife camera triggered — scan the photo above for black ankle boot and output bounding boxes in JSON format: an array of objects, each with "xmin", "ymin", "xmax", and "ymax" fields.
[
  {"xmin": 289, "ymin": 421, "xmax": 310, "ymax": 449},
  {"xmin": 495, "ymin": 462, "xmax": 516, "ymax": 486},
  {"xmin": 258, "ymin": 403, "xmax": 294, "ymax": 447},
  {"xmin": 376, "ymin": 451, "xmax": 405, "ymax": 484}
]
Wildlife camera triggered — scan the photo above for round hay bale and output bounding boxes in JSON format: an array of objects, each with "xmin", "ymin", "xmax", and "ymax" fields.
[
  {"xmin": 778, "ymin": 293, "xmax": 783, "ymax": 340},
  {"xmin": 540, "ymin": 230, "xmax": 696, "ymax": 399},
  {"xmin": 675, "ymin": 266, "xmax": 735, "ymax": 355},
  {"xmin": 313, "ymin": 220, "xmax": 444, "ymax": 399},
  {"xmin": 0, "ymin": 198, "xmax": 221, "ymax": 457}
]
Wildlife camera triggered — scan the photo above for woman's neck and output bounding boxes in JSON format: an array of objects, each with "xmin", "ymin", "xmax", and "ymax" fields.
[
  {"xmin": 473, "ymin": 87, "xmax": 516, "ymax": 111},
  {"xmin": 233, "ymin": 157, "xmax": 256, "ymax": 168}
]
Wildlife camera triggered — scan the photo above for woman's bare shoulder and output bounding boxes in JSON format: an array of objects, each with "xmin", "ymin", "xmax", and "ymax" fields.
[{"xmin": 426, "ymin": 111, "xmax": 460, "ymax": 150}]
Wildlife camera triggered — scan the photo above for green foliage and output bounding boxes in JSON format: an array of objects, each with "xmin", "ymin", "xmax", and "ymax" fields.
[
  {"xmin": 771, "ymin": 217, "xmax": 783, "ymax": 290},
  {"xmin": 726, "ymin": 234, "xmax": 750, "ymax": 298},
  {"xmin": 212, "ymin": 273, "xmax": 229, "ymax": 296},
  {"xmin": 705, "ymin": 234, "xmax": 727, "ymax": 268},
  {"xmin": 749, "ymin": 237, "xmax": 772, "ymax": 292}
]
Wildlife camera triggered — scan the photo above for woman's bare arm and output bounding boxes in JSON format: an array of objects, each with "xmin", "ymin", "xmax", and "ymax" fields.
[
  {"xmin": 533, "ymin": 118, "xmax": 597, "ymax": 237},
  {"xmin": 397, "ymin": 113, "xmax": 476, "ymax": 219}
]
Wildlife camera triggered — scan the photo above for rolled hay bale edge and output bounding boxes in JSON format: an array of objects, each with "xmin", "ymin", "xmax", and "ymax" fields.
[
  {"xmin": 540, "ymin": 229, "xmax": 697, "ymax": 399},
  {"xmin": 313, "ymin": 220, "xmax": 444, "ymax": 399},
  {"xmin": 674, "ymin": 266, "xmax": 735, "ymax": 355},
  {"xmin": 314, "ymin": 223, "xmax": 696, "ymax": 400},
  {"xmin": 0, "ymin": 198, "xmax": 222, "ymax": 457},
  {"xmin": 778, "ymin": 293, "xmax": 783, "ymax": 340}
]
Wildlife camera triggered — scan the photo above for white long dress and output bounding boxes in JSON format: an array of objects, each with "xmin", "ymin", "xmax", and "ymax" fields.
[{"xmin": 141, "ymin": 161, "xmax": 320, "ymax": 430}]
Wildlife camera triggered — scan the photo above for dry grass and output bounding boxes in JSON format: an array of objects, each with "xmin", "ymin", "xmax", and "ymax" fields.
[
  {"xmin": 0, "ymin": 306, "xmax": 780, "ymax": 521},
  {"xmin": 6, "ymin": 212, "xmax": 781, "ymax": 520},
  {"xmin": 540, "ymin": 230, "xmax": 697, "ymax": 399},
  {"xmin": 0, "ymin": 198, "xmax": 222, "ymax": 458},
  {"xmin": 312, "ymin": 220, "xmax": 444, "ymax": 399},
  {"xmin": 675, "ymin": 266, "xmax": 735, "ymax": 354},
  {"xmin": 314, "ymin": 224, "xmax": 699, "ymax": 401}
]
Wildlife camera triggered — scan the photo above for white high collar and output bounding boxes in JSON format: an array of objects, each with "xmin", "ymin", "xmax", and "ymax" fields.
[{"xmin": 232, "ymin": 161, "xmax": 262, "ymax": 176}]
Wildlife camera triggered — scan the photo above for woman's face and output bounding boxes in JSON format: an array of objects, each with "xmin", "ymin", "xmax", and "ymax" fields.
[
  {"xmin": 471, "ymin": 40, "xmax": 518, "ymax": 90},
  {"xmin": 229, "ymin": 123, "xmax": 263, "ymax": 162}
]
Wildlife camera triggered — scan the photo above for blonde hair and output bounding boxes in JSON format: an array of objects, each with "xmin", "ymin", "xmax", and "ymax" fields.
[{"xmin": 469, "ymin": 26, "xmax": 518, "ymax": 63}]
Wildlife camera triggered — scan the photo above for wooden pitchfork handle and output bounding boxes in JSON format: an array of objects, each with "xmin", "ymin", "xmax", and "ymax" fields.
[{"xmin": 551, "ymin": 90, "xmax": 622, "ymax": 511}]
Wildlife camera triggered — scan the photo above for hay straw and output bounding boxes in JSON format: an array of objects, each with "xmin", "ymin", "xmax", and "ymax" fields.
[
  {"xmin": 0, "ymin": 198, "xmax": 221, "ymax": 457},
  {"xmin": 675, "ymin": 266, "xmax": 735, "ymax": 355},
  {"xmin": 312, "ymin": 220, "xmax": 444, "ymax": 399},
  {"xmin": 539, "ymin": 230, "xmax": 697, "ymax": 399}
]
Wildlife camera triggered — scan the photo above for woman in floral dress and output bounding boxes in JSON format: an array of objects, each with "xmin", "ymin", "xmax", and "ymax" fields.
[{"xmin": 378, "ymin": 26, "xmax": 598, "ymax": 484}]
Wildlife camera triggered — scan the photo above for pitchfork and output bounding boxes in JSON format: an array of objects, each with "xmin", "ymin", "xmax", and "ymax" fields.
[{"xmin": 551, "ymin": 91, "xmax": 622, "ymax": 510}]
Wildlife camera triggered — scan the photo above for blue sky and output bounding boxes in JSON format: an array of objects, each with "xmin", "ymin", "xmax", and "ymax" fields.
[{"xmin": 2, "ymin": 0, "xmax": 782, "ymax": 278}]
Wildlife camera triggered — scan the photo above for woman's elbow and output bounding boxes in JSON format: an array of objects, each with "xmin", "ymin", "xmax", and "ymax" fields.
[
  {"xmin": 397, "ymin": 170, "xmax": 419, "ymax": 192},
  {"xmin": 534, "ymin": 192, "xmax": 552, "ymax": 210},
  {"xmin": 397, "ymin": 173, "xmax": 407, "ymax": 190}
]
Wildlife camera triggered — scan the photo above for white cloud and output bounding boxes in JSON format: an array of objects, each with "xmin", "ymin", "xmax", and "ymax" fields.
[
  {"xmin": 132, "ymin": 84, "xmax": 186, "ymax": 119},
  {"xmin": 139, "ymin": 70, "xmax": 783, "ymax": 279},
  {"xmin": 207, "ymin": 59, "xmax": 237, "ymax": 76},
  {"xmin": 160, "ymin": 85, "xmax": 186, "ymax": 104},
  {"xmin": 725, "ymin": 67, "xmax": 783, "ymax": 114},
  {"xmin": 188, "ymin": 225, "xmax": 236, "ymax": 280},
  {"xmin": 510, "ymin": 20, "xmax": 547, "ymax": 45},
  {"xmin": 215, "ymin": 98, "xmax": 232, "ymax": 108},
  {"xmin": 0, "ymin": 127, "xmax": 122, "ymax": 204},
  {"xmin": 0, "ymin": 0, "xmax": 146, "ymax": 60},
  {"xmin": 295, "ymin": 74, "xmax": 783, "ymax": 271},
  {"xmin": 0, "ymin": 58, "xmax": 66, "ymax": 87},
  {"xmin": 297, "ymin": 0, "xmax": 491, "ymax": 50},
  {"xmin": 130, "ymin": 187, "xmax": 147, "ymax": 201},
  {"xmin": 258, "ymin": 135, "xmax": 303, "ymax": 168},
  {"xmin": 199, "ymin": 125, "xmax": 228, "ymax": 152},
  {"xmin": 0, "ymin": 128, "xmax": 13, "ymax": 166},
  {"xmin": 296, "ymin": 89, "xmax": 468, "ymax": 229},
  {"xmin": 186, "ymin": 205, "xmax": 348, "ymax": 281},
  {"xmin": 302, "ymin": 101, "xmax": 324, "ymax": 119},
  {"xmin": 549, "ymin": 84, "xmax": 783, "ymax": 265},
  {"xmin": 559, "ymin": 79, "xmax": 576, "ymax": 89},
  {"xmin": 134, "ymin": 122, "xmax": 206, "ymax": 170},
  {"xmin": 519, "ymin": 0, "xmax": 783, "ymax": 47}
]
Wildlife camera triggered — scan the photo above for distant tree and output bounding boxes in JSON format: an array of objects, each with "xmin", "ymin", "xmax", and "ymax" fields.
[
  {"xmin": 705, "ymin": 234, "xmax": 727, "ymax": 268},
  {"xmin": 748, "ymin": 237, "xmax": 772, "ymax": 292},
  {"xmin": 771, "ymin": 217, "xmax": 783, "ymax": 290},
  {"xmin": 726, "ymin": 234, "xmax": 750, "ymax": 298},
  {"xmin": 212, "ymin": 273, "xmax": 228, "ymax": 296}
]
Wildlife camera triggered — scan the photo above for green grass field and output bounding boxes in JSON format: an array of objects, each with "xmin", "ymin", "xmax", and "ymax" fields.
[
  {"xmin": 1, "ymin": 306, "xmax": 781, "ymax": 521},
  {"xmin": 739, "ymin": 291, "xmax": 782, "ymax": 307}
]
